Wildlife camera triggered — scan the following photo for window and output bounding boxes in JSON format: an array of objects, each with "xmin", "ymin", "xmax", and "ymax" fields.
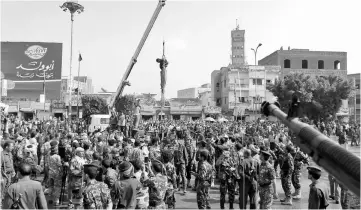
[
  {"xmin": 224, "ymin": 80, "xmax": 226, "ymax": 87},
  {"xmin": 100, "ymin": 118, "xmax": 110, "ymax": 124},
  {"xmin": 224, "ymin": 97, "xmax": 227, "ymax": 104},
  {"xmin": 239, "ymin": 97, "xmax": 245, "ymax": 102},
  {"xmin": 266, "ymin": 79, "xmax": 271, "ymax": 84},
  {"xmin": 357, "ymin": 98, "xmax": 360, "ymax": 104},
  {"xmin": 302, "ymin": 60, "xmax": 308, "ymax": 69},
  {"xmin": 318, "ymin": 60, "xmax": 324, "ymax": 69},
  {"xmin": 216, "ymin": 82, "xmax": 219, "ymax": 88},
  {"xmin": 253, "ymin": 79, "xmax": 263, "ymax": 85},
  {"xmin": 284, "ymin": 59, "xmax": 291, "ymax": 68},
  {"xmin": 334, "ymin": 60, "xmax": 341, "ymax": 70}
]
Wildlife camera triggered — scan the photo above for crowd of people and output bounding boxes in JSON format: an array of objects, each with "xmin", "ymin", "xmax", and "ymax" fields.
[{"xmin": 0, "ymin": 114, "xmax": 360, "ymax": 209}]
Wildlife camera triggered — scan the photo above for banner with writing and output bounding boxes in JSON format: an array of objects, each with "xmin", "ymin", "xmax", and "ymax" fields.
[{"xmin": 1, "ymin": 42, "xmax": 63, "ymax": 81}]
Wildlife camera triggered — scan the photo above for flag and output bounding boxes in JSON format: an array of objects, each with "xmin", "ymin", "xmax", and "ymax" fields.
[{"xmin": 78, "ymin": 53, "xmax": 82, "ymax": 62}]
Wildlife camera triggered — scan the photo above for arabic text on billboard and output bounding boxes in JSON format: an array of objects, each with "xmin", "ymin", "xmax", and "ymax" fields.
[{"xmin": 1, "ymin": 42, "xmax": 63, "ymax": 81}]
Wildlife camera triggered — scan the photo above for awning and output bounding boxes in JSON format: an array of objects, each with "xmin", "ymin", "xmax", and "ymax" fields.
[
  {"xmin": 20, "ymin": 108, "xmax": 34, "ymax": 113},
  {"xmin": 142, "ymin": 113, "xmax": 155, "ymax": 116}
]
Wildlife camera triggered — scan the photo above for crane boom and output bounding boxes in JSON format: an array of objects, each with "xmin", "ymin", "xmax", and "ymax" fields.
[{"xmin": 110, "ymin": 0, "xmax": 166, "ymax": 108}]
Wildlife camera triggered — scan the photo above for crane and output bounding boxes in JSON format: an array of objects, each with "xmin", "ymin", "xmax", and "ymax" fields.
[{"xmin": 109, "ymin": 0, "xmax": 166, "ymax": 109}]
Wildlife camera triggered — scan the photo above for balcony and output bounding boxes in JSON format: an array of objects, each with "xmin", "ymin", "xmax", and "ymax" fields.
[{"xmin": 229, "ymin": 84, "xmax": 249, "ymax": 90}]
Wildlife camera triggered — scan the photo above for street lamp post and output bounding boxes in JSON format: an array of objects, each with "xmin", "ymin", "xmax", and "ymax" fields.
[
  {"xmin": 251, "ymin": 43, "xmax": 262, "ymax": 117},
  {"xmin": 60, "ymin": 1, "xmax": 84, "ymax": 123}
]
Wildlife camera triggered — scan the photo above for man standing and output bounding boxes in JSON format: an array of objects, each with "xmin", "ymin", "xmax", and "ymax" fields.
[
  {"xmin": 258, "ymin": 150, "xmax": 276, "ymax": 210},
  {"xmin": 292, "ymin": 147, "xmax": 308, "ymax": 200},
  {"xmin": 192, "ymin": 150, "xmax": 213, "ymax": 209},
  {"xmin": 112, "ymin": 161, "xmax": 140, "ymax": 209},
  {"xmin": 3, "ymin": 162, "xmax": 48, "ymax": 209},
  {"xmin": 217, "ymin": 148, "xmax": 236, "ymax": 209},
  {"xmin": 280, "ymin": 145, "xmax": 294, "ymax": 205},
  {"xmin": 173, "ymin": 134, "xmax": 188, "ymax": 195},
  {"xmin": 238, "ymin": 148, "xmax": 257, "ymax": 209},
  {"xmin": 1, "ymin": 140, "xmax": 15, "ymax": 202},
  {"xmin": 307, "ymin": 166, "xmax": 329, "ymax": 209},
  {"xmin": 83, "ymin": 163, "xmax": 112, "ymax": 209},
  {"xmin": 328, "ymin": 174, "xmax": 340, "ymax": 204},
  {"xmin": 184, "ymin": 135, "xmax": 195, "ymax": 189}
]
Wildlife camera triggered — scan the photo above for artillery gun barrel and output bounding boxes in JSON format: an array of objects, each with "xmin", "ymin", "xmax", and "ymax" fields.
[{"xmin": 261, "ymin": 101, "xmax": 360, "ymax": 196}]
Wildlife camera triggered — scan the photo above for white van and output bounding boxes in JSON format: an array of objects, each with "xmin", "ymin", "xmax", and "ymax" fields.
[{"xmin": 88, "ymin": 114, "xmax": 110, "ymax": 132}]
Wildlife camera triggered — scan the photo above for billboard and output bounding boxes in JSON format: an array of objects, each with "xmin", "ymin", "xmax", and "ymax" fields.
[
  {"xmin": 1, "ymin": 42, "xmax": 62, "ymax": 100},
  {"xmin": 1, "ymin": 42, "xmax": 62, "ymax": 81}
]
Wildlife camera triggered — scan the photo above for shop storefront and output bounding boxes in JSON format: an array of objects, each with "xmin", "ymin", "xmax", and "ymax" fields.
[
  {"xmin": 51, "ymin": 101, "xmax": 67, "ymax": 120},
  {"xmin": 155, "ymin": 107, "xmax": 171, "ymax": 120},
  {"xmin": 141, "ymin": 106, "xmax": 156, "ymax": 121},
  {"xmin": 169, "ymin": 98, "xmax": 203, "ymax": 121},
  {"xmin": 203, "ymin": 106, "xmax": 221, "ymax": 119}
]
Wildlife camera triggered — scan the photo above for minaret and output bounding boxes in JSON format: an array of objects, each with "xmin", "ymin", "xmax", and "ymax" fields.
[{"xmin": 231, "ymin": 19, "xmax": 245, "ymax": 66}]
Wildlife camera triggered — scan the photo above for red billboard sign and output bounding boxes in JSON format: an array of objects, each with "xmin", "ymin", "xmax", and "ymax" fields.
[{"xmin": 1, "ymin": 42, "xmax": 62, "ymax": 81}]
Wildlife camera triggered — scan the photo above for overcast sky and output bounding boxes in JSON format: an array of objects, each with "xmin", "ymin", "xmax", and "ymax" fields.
[{"xmin": 1, "ymin": 0, "xmax": 360, "ymax": 98}]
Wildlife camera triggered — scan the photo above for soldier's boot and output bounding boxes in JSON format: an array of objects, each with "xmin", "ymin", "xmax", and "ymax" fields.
[
  {"xmin": 292, "ymin": 188, "xmax": 301, "ymax": 200},
  {"xmin": 220, "ymin": 202, "xmax": 225, "ymax": 209},
  {"xmin": 187, "ymin": 179, "xmax": 192, "ymax": 188},
  {"xmin": 229, "ymin": 203, "xmax": 234, "ymax": 209},
  {"xmin": 280, "ymin": 198, "xmax": 286, "ymax": 202},
  {"xmin": 273, "ymin": 193, "xmax": 279, "ymax": 199},
  {"xmin": 281, "ymin": 196, "xmax": 293, "ymax": 205}
]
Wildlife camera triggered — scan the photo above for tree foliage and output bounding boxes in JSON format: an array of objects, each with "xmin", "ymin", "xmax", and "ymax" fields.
[
  {"xmin": 81, "ymin": 95, "xmax": 109, "ymax": 123},
  {"xmin": 115, "ymin": 94, "xmax": 136, "ymax": 115},
  {"xmin": 267, "ymin": 73, "xmax": 355, "ymax": 120}
]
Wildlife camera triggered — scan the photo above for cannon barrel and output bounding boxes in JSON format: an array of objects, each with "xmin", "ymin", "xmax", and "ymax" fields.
[{"xmin": 261, "ymin": 101, "xmax": 360, "ymax": 196}]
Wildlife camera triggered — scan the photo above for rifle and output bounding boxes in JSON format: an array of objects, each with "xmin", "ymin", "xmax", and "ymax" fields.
[{"xmin": 261, "ymin": 101, "xmax": 360, "ymax": 196}]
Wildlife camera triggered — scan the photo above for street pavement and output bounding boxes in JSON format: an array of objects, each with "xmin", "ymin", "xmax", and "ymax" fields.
[{"xmin": 45, "ymin": 136, "xmax": 359, "ymax": 209}]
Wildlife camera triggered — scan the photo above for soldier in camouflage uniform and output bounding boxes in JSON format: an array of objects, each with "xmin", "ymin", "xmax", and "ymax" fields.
[
  {"xmin": 340, "ymin": 184, "xmax": 360, "ymax": 209},
  {"xmin": 192, "ymin": 149, "xmax": 213, "ymax": 209},
  {"xmin": 47, "ymin": 141, "xmax": 63, "ymax": 205},
  {"xmin": 258, "ymin": 150, "xmax": 276, "ymax": 210},
  {"xmin": 68, "ymin": 147, "xmax": 86, "ymax": 208},
  {"xmin": 291, "ymin": 147, "xmax": 308, "ymax": 199},
  {"xmin": 184, "ymin": 135, "xmax": 195, "ymax": 189},
  {"xmin": 163, "ymin": 150, "xmax": 177, "ymax": 209},
  {"xmin": 82, "ymin": 163, "xmax": 113, "ymax": 209},
  {"xmin": 142, "ymin": 160, "xmax": 168, "ymax": 209},
  {"xmin": 172, "ymin": 134, "xmax": 188, "ymax": 194},
  {"xmin": 216, "ymin": 148, "xmax": 236, "ymax": 209},
  {"xmin": 280, "ymin": 145, "xmax": 294, "ymax": 205}
]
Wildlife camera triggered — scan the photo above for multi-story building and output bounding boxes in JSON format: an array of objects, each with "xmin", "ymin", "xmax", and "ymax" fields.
[
  {"xmin": 74, "ymin": 76, "xmax": 94, "ymax": 94},
  {"xmin": 231, "ymin": 26, "xmax": 246, "ymax": 67},
  {"xmin": 348, "ymin": 73, "xmax": 360, "ymax": 121},
  {"xmin": 177, "ymin": 83, "xmax": 211, "ymax": 98},
  {"xmin": 258, "ymin": 48, "xmax": 347, "ymax": 78},
  {"xmin": 211, "ymin": 65, "xmax": 281, "ymax": 114}
]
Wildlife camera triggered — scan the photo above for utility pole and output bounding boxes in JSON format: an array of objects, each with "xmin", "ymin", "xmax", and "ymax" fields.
[
  {"xmin": 43, "ymin": 69, "xmax": 46, "ymax": 120},
  {"xmin": 60, "ymin": 1, "xmax": 84, "ymax": 122},
  {"xmin": 251, "ymin": 43, "xmax": 262, "ymax": 118},
  {"xmin": 77, "ymin": 52, "xmax": 82, "ymax": 121}
]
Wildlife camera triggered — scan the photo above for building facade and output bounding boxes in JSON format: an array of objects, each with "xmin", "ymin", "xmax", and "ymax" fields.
[
  {"xmin": 177, "ymin": 83, "xmax": 211, "ymax": 98},
  {"xmin": 211, "ymin": 65, "xmax": 281, "ymax": 114},
  {"xmin": 231, "ymin": 27, "xmax": 246, "ymax": 66},
  {"xmin": 348, "ymin": 73, "xmax": 360, "ymax": 121},
  {"xmin": 258, "ymin": 48, "xmax": 347, "ymax": 78}
]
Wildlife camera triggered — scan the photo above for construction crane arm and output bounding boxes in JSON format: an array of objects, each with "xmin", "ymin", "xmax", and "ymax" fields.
[{"xmin": 110, "ymin": 0, "xmax": 166, "ymax": 109}]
